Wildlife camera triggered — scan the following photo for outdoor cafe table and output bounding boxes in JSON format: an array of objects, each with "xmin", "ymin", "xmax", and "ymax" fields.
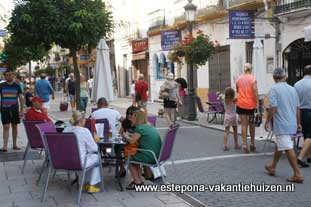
[{"xmin": 97, "ymin": 137, "xmax": 126, "ymax": 191}]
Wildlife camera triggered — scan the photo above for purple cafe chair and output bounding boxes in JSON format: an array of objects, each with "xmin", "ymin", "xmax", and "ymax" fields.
[
  {"xmin": 147, "ymin": 116, "xmax": 157, "ymax": 127},
  {"xmin": 39, "ymin": 132, "xmax": 103, "ymax": 205},
  {"xmin": 22, "ymin": 120, "xmax": 46, "ymax": 174},
  {"xmin": 125, "ymin": 124, "xmax": 180, "ymax": 184},
  {"xmin": 85, "ymin": 118, "xmax": 110, "ymax": 138}
]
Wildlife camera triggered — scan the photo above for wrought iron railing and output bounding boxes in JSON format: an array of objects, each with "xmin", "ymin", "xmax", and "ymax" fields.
[{"xmin": 274, "ymin": 0, "xmax": 311, "ymax": 15}]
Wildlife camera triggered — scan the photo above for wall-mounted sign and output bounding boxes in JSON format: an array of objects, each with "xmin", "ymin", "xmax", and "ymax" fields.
[
  {"xmin": 80, "ymin": 55, "xmax": 90, "ymax": 60},
  {"xmin": 132, "ymin": 39, "xmax": 148, "ymax": 53},
  {"xmin": 229, "ymin": 10, "xmax": 255, "ymax": 39},
  {"xmin": 0, "ymin": 29, "xmax": 6, "ymax": 37},
  {"xmin": 161, "ymin": 30, "xmax": 181, "ymax": 51},
  {"xmin": 266, "ymin": 57, "xmax": 274, "ymax": 73}
]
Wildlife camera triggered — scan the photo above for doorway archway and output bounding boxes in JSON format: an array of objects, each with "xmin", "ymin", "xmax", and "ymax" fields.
[{"xmin": 283, "ymin": 38, "xmax": 311, "ymax": 85}]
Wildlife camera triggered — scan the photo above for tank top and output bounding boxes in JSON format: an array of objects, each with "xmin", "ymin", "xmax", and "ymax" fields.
[
  {"xmin": 236, "ymin": 73, "xmax": 257, "ymax": 109},
  {"xmin": 68, "ymin": 79, "xmax": 75, "ymax": 95},
  {"xmin": 80, "ymin": 82, "xmax": 88, "ymax": 98}
]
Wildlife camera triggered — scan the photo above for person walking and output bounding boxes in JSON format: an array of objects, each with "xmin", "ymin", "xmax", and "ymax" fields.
[
  {"xmin": 264, "ymin": 67, "xmax": 303, "ymax": 183},
  {"xmin": 65, "ymin": 73, "xmax": 76, "ymax": 110},
  {"xmin": 160, "ymin": 72, "xmax": 180, "ymax": 128},
  {"xmin": 79, "ymin": 74, "xmax": 89, "ymax": 112},
  {"xmin": 0, "ymin": 70, "xmax": 24, "ymax": 152},
  {"xmin": 236, "ymin": 63, "xmax": 258, "ymax": 153},
  {"xmin": 175, "ymin": 78, "xmax": 187, "ymax": 118},
  {"xmin": 294, "ymin": 65, "xmax": 311, "ymax": 168},
  {"xmin": 135, "ymin": 74, "xmax": 149, "ymax": 114},
  {"xmin": 223, "ymin": 87, "xmax": 240, "ymax": 151},
  {"xmin": 34, "ymin": 73, "xmax": 55, "ymax": 111},
  {"xmin": 88, "ymin": 75, "xmax": 94, "ymax": 99}
]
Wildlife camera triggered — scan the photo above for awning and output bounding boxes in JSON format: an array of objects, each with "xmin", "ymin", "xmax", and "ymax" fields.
[{"xmin": 132, "ymin": 51, "xmax": 148, "ymax": 61}]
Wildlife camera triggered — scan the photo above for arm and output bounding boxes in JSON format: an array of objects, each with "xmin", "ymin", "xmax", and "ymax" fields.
[
  {"xmin": 297, "ymin": 107, "xmax": 302, "ymax": 131},
  {"xmin": 18, "ymin": 93, "xmax": 25, "ymax": 116},
  {"xmin": 85, "ymin": 130, "xmax": 98, "ymax": 152},
  {"xmin": 253, "ymin": 80, "xmax": 259, "ymax": 106},
  {"xmin": 123, "ymin": 132, "xmax": 141, "ymax": 144}
]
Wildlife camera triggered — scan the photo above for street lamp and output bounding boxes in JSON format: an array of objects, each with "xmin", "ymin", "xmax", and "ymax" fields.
[{"xmin": 184, "ymin": 0, "xmax": 197, "ymax": 121}]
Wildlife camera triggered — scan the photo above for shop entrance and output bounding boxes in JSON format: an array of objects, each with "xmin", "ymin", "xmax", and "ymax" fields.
[{"xmin": 283, "ymin": 38, "xmax": 311, "ymax": 85}]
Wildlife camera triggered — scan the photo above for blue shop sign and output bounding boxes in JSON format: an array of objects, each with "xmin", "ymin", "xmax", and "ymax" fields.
[
  {"xmin": 0, "ymin": 29, "xmax": 6, "ymax": 37},
  {"xmin": 229, "ymin": 10, "xmax": 255, "ymax": 39},
  {"xmin": 161, "ymin": 30, "xmax": 181, "ymax": 51},
  {"xmin": 0, "ymin": 68, "xmax": 7, "ymax": 72},
  {"xmin": 80, "ymin": 55, "xmax": 90, "ymax": 60}
]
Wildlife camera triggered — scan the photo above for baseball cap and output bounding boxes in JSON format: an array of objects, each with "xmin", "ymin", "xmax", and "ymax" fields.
[{"xmin": 32, "ymin": 96, "xmax": 45, "ymax": 103}]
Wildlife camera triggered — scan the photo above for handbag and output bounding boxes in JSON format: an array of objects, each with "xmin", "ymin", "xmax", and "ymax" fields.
[
  {"xmin": 250, "ymin": 109, "xmax": 262, "ymax": 127},
  {"xmin": 150, "ymin": 165, "xmax": 166, "ymax": 179},
  {"xmin": 59, "ymin": 96, "xmax": 69, "ymax": 111},
  {"xmin": 159, "ymin": 90, "xmax": 169, "ymax": 100}
]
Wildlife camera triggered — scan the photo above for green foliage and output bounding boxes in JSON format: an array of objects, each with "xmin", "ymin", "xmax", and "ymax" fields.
[
  {"xmin": 34, "ymin": 66, "xmax": 55, "ymax": 77},
  {"xmin": 171, "ymin": 30, "xmax": 217, "ymax": 66}
]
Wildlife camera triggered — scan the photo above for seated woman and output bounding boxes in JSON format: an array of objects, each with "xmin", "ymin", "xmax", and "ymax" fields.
[
  {"xmin": 25, "ymin": 96, "xmax": 52, "ymax": 122},
  {"xmin": 63, "ymin": 111, "xmax": 101, "ymax": 193},
  {"xmin": 122, "ymin": 111, "xmax": 162, "ymax": 190}
]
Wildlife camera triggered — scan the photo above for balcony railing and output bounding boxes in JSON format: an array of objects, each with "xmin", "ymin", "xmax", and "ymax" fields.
[{"xmin": 274, "ymin": 0, "xmax": 311, "ymax": 15}]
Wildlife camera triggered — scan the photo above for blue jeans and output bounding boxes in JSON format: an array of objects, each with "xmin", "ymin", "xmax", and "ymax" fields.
[{"xmin": 80, "ymin": 97, "xmax": 88, "ymax": 112}]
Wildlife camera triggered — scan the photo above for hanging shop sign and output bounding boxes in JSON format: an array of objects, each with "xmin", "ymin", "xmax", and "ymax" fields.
[
  {"xmin": 132, "ymin": 39, "xmax": 148, "ymax": 53},
  {"xmin": 0, "ymin": 29, "xmax": 6, "ymax": 37},
  {"xmin": 161, "ymin": 30, "xmax": 182, "ymax": 51},
  {"xmin": 229, "ymin": 10, "xmax": 255, "ymax": 39}
]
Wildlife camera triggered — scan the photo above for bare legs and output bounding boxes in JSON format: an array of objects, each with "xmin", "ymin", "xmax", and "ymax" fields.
[
  {"xmin": 298, "ymin": 139, "xmax": 311, "ymax": 162},
  {"xmin": 164, "ymin": 108, "xmax": 176, "ymax": 127},
  {"xmin": 266, "ymin": 146, "xmax": 302, "ymax": 181},
  {"xmin": 129, "ymin": 164, "xmax": 143, "ymax": 184},
  {"xmin": 239, "ymin": 114, "xmax": 255, "ymax": 153},
  {"xmin": 1, "ymin": 124, "xmax": 19, "ymax": 150},
  {"xmin": 223, "ymin": 126, "xmax": 239, "ymax": 150}
]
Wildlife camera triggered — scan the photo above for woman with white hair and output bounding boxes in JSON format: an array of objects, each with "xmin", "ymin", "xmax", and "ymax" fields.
[
  {"xmin": 63, "ymin": 111, "xmax": 101, "ymax": 193},
  {"xmin": 159, "ymin": 72, "xmax": 181, "ymax": 128},
  {"xmin": 236, "ymin": 63, "xmax": 259, "ymax": 153}
]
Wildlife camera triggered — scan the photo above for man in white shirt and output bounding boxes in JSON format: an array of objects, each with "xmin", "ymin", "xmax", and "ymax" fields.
[
  {"xmin": 88, "ymin": 76, "xmax": 94, "ymax": 98},
  {"xmin": 91, "ymin": 97, "xmax": 124, "ymax": 137}
]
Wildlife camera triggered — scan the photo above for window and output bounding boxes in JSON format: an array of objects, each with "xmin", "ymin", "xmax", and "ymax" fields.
[{"xmin": 245, "ymin": 41, "xmax": 254, "ymax": 64}]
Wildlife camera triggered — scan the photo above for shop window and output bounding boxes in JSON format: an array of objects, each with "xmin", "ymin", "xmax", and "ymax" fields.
[
  {"xmin": 157, "ymin": 53, "xmax": 167, "ymax": 79},
  {"xmin": 167, "ymin": 62, "xmax": 175, "ymax": 74}
]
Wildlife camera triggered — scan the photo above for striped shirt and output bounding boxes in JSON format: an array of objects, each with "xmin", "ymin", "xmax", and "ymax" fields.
[{"xmin": 0, "ymin": 82, "xmax": 22, "ymax": 110}]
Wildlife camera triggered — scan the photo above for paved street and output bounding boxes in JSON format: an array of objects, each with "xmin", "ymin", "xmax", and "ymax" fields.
[{"xmin": 0, "ymin": 93, "xmax": 311, "ymax": 206}]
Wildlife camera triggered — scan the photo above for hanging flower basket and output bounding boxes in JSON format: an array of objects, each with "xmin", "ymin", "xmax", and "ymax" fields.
[{"xmin": 170, "ymin": 30, "xmax": 218, "ymax": 66}]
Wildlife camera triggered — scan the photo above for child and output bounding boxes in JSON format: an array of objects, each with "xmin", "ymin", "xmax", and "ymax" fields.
[{"xmin": 223, "ymin": 87, "xmax": 240, "ymax": 151}]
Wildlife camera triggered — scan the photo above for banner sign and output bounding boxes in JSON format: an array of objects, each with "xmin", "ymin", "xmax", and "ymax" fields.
[
  {"xmin": 132, "ymin": 39, "xmax": 148, "ymax": 53},
  {"xmin": 229, "ymin": 10, "xmax": 255, "ymax": 39},
  {"xmin": 161, "ymin": 30, "xmax": 181, "ymax": 51},
  {"xmin": 0, "ymin": 67, "xmax": 7, "ymax": 72},
  {"xmin": 0, "ymin": 29, "xmax": 6, "ymax": 37},
  {"xmin": 80, "ymin": 55, "xmax": 90, "ymax": 60}
]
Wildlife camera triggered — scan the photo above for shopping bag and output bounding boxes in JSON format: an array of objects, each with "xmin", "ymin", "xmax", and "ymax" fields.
[
  {"xmin": 150, "ymin": 165, "xmax": 166, "ymax": 179},
  {"xmin": 59, "ymin": 96, "xmax": 68, "ymax": 111}
]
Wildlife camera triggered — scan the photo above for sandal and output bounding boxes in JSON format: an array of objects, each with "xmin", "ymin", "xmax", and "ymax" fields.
[
  {"xmin": 223, "ymin": 146, "xmax": 229, "ymax": 151},
  {"xmin": 0, "ymin": 149, "xmax": 8, "ymax": 152},
  {"xmin": 286, "ymin": 176, "xmax": 303, "ymax": 184},
  {"xmin": 126, "ymin": 181, "xmax": 144, "ymax": 190},
  {"xmin": 250, "ymin": 144, "xmax": 256, "ymax": 152},
  {"xmin": 265, "ymin": 165, "xmax": 275, "ymax": 176},
  {"xmin": 234, "ymin": 145, "xmax": 241, "ymax": 150},
  {"xmin": 242, "ymin": 145, "xmax": 249, "ymax": 154}
]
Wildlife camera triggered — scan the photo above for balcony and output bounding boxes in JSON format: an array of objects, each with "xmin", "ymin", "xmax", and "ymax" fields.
[{"xmin": 274, "ymin": 0, "xmax": 311, "ymax": 15}]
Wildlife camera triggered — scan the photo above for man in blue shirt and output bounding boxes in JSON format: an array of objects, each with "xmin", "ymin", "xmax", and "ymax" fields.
[
  {"xmin": 264, "ymin": 67, "xmax": 303, "ymax": 183},
  {"xmin": 294, "ymin": 65, "xmax": 311, "ymax": 168},
  {"xmin": 34, "ymin": 73, "xmax": 54, "ymax": 111}
]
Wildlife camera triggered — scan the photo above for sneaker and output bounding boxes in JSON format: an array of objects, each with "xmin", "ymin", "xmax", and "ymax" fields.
[
  {"xmin": 297, "ymin": 159, "xmax": 309, "ymax": 168},
  {"xmin": 87, "ymin": 185, "xmax": 101, "ymax": 193}
]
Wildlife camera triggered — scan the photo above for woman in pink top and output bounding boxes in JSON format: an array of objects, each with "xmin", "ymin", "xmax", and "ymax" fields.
[{"xmin": 236, "ymin": 63, "xmax": 258, "ymax": 153}]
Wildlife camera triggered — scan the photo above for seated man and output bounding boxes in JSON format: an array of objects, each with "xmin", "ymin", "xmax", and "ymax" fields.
[
  {"xmin": 91, "ymin": 97, "xmax": 124, "ymax": 137},
  {"xmin": 25, "ymin": 96, "xmax": 52, "ymax": 122}
]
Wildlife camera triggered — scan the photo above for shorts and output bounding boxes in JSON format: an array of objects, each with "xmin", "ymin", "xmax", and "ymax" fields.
[
  {"xmin": 1, "ymin": 109, "xmax": 20, "ymax": 125},
  {"xmin": 164, "ymin": 99, "xmax": 177, "ymax": 109},
  {"xmin": 301, "ymin": 109, "xmax": 311, "ymax": 139},
  {"xmin": 43, "ymin": 101, "xmax": 50, "ymax": 109},
  {"xmin": 137, "ymin": 100, "xmax": 147, "ymax": 108},
  {"xmin": 69, "ymin": 94, "xmax": 76, "ymax": 102},
  {"xmin": 275, "ymin": 134, "xmax": 293, "ymax": 151},
  {"xmin": 236, "ymin": 106, "xmax": 255, "ymax": 115}
]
